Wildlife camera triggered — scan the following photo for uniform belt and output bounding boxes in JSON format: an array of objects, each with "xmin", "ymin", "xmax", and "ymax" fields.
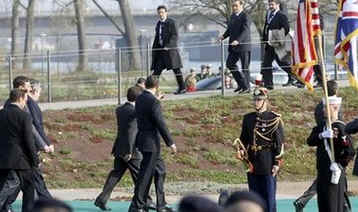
[{"xmin": 249, "ymin": 144, "xmax": 272, "ymax": 152}]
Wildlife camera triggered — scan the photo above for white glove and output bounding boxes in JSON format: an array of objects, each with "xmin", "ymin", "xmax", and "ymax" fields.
[
  {"xmin": 330, "ymin": 162, "xmax": 341, "ymax": 184},
  {"xmin": 319, "ymin": 128, "xmax": 333, "ymax": 139}
]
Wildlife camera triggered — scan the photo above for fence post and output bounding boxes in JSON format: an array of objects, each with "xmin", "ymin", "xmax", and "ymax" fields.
[
  {"xmin": 220, "ymin": 41, "xmax": 225, "ymax": 96},
  {"xmin": 117, "ymin": 48, "xmax": 122, "ymax": 105},
  {"xmin": 8, "ymin": 56, "xmax": 13, "ymax": 93},
  {"xmin": 146, "ymin": 43, "xmax": 150, "ymax": 77},
  {"xmin": 47, "ymin": 50, "xmax": 52, "ymax": 102}
]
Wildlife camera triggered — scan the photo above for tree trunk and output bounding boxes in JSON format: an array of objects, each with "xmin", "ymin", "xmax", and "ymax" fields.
[
  {"xmin": 23, "ymin": 0, "xmax": 36, "ymax": 70},
  {"xmin": 116, "ymin": 0, "xmax": 141, "ymax": 70},
  {"xmin": 11, "ymin": 0, "xmax": 20, "ymax": 70},
  {"xmin": 74, "ymin": 0, "xmax": 88, "ymax": 72}
]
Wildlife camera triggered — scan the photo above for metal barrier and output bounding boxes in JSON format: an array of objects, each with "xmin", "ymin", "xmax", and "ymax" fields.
[{"xmin": 0, "ymin": 35, "xmax": 345, "ymax": 103}]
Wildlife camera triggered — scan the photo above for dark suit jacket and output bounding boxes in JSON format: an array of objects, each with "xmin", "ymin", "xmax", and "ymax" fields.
[
  {"xmin": 263, "ymin": 10, "xmax": 290, "ymax": 42},
  {"xmin": 0, "ymin": 104, "xmax": 39, "ymax": 169},
  {"xmin": 223, "ymin": 12, "xmax": 251, "ymax": 52},
  {"xmin": 27, "ymin": 97, "xmax": 51, "ymax": 146},
  {"xmin": 135, "ymin": 90, "xmax": 174, "ymax": 153},
  {"xmin": 5, "ymin": 98, "xmax": 50, "ymax": 152},
  {"xmin": 112, "ymin": 102, "xmax": 141, "ymax": 159},
  {"xmin": 151, "ymin": 18, "xmax": 182, "ymax": 70}
]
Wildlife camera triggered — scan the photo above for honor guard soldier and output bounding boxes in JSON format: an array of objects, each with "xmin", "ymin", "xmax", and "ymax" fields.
[{"xmin": 238, "ymin": 87, "xmax": 284, "ymax": 212}]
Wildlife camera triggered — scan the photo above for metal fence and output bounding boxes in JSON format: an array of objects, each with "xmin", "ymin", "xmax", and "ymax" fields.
[{"xmin": 0, "ymin": 34, "xmax": 346, "ymax": 104}]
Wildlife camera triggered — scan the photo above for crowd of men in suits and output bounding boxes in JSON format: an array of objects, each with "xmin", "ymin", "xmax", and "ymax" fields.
[{"xmin": 0, "ymin": 76, "xmax": 54, "ymax": 212}]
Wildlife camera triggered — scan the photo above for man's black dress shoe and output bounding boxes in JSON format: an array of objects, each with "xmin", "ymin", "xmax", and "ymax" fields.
[{"xmin": 94, "ymin": 201, "xmax": 112, "ymax": 211}]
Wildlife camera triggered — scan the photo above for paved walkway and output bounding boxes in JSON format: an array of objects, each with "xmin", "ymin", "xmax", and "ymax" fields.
[{"xmin": 39, "ymin": 80, "xmax": 350, "ymax": 111}]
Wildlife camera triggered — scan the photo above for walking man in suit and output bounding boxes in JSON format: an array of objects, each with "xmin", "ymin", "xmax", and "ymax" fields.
[
  {"xmin": 129, "ymin": 76, "xmax": 177, "ymax": 212},
  {"xmin": 219, "ymin": 0, "xmax": 251, "ymax": 94},
  {"xmin": 0, "ymin": 89, "xmax": 39, "ymax": 212},
  {"xmin": 94, "ymin": 86, "xmax": 155, "ymax": 211},
  {"xmin": 261, "ymin": 0, "xmax": 295, "ymax": 89},
  {"xmin": 151, "ymin": 5, "xmax": 186, "ymax": 95}
]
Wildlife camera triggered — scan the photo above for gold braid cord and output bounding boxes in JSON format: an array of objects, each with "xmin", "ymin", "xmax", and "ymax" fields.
[
  {"xmin": 233, "ymin": 138, "xmax": 254, "ymax": 173},
  {"xmin": 254, "ymin": 114, "xmax": 282, "ymax": 142}
]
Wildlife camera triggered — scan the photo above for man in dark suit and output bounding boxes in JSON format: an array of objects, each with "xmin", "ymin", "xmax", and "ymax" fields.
[
  {"xmin": 261, "ymin": 0, "xmax": 294, "ymax": 89},
  {"xmin": 129, "ymin": 76, "xmax": 177, "ymax": 212},
  {"xmin": 219, "ymin": 0, "xmax": 251, "ymax": 93},
  {"xmin": 1, "ymin": 77, "xmax": 53, "ymax": 212},
  {"xmin": 0, "ymin": 89, "xmax": 39, "ymax": 212},
  {"xmin": 94, "ymin": 86, "xmax": 154, "ymax": 211},
  {"xmin": 151, "ymin": 5, "xmax": 185, "ymax": 95}
]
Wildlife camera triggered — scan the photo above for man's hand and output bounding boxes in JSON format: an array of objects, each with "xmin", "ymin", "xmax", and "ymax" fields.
[
  {"xmin": 44, "ymin": 145, "xmax": 51, "ymax": 153},
  {"xmin": 163, "ymin": 47, "xmax": 169, "ymax": 51},
  {"xmin": 236, "ymin": 150, "xmax": 245, "ymax": 160},
  {"xmin": 48, "ymin": 145, "xmax": 55, "ymax": 153},
  {"xmin": 170, "ymin": 144, "xmax": 177, "ymax": 154},
  {"xmin": 123, "ymin": 154, "xmax": 132, "ymax": 162},
  {"xmin": 230, "ymin": 40, "xmax": 239, "ymax": 46},
  {"xmin": 272, "ymin": 165, "xmax": 280, "ymax": 177},
  {"xmin": 217, "ymin": 35, "xmax": 224, "ymax": 43},
  {"xmin": 319, "ymin": 128, "xmax": 334, "ymax": 139}
]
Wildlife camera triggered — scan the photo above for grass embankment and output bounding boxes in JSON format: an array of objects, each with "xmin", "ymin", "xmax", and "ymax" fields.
[{"xmin": 41, "ymin": 87, "xmax": 358, "ymax": 188}]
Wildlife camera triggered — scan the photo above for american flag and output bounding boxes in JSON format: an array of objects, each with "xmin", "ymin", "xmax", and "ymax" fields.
[
  {"xmin": 292, "ymin": 0, "xmax": 320, "ymax": 90},
  {"xmin": 335, "ymin": 0, "xmax": 358, "ymax": 89}
]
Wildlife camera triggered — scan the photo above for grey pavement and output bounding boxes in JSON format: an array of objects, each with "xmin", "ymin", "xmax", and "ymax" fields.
[
  {"xmin": 39, "ymin": 79, "xmax": 350, "ymax": 111},
  {"xmin": 15, "ymin": 180, "xmax": 358, "ymax": 202}
]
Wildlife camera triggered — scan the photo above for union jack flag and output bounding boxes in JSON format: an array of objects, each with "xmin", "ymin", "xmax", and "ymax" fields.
[
  {"xmin": 292, "ymin": 0, "xmax": 320, "ymax": 90},
  {"xmin": 335, "ymin": 0, "xmax": 358, "ymax": 89}
]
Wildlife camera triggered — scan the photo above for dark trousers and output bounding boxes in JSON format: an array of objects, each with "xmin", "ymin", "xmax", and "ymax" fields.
[
  {"xmin": 130, "ymin": 152, "xmax": 166, "ymax": 210},
  {"xmin": 248, "ymin": 173, "xmax": 276, "ymax": 212},
  {"xmin": 261, "ymin": 46, "xmax": 293, "ymax": 88},
  {"xmin": 317, "ymin": 171, "xmax": 345, "ymax": 212},
  {"xmin": 0, "ymin": 169, "xmax": 36, "ymax": 212},
  {"xmin": 95, "ymin": 157, "xmax": 153, "ymax": 206},
  {"xmin": 226, "ymin": 51, "xmax": 251, "ymax": 90},
  {"xmin": 0, "ymin": 171, "xmax": 19, "ymax": 211},
  {"xmin": 1, "ymin": 167, "xmax": 51, "ymax": 211},
  {"xmin": 295, "ymin": 178, "xmax": 351, "ymax": 212}
]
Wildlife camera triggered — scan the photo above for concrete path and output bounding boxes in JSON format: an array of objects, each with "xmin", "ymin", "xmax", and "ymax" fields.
[
  {"xmin": 31, "ymin": 180, "xmax": 358, "ymax": 202},
  {"xmin": 39, "ymin": 79, "xmax": 350, "ymax": 111}
]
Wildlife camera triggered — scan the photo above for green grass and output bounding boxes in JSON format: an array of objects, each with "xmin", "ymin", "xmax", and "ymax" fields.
[{"xmin": 40, "ymin": 87, "xmax": 358, "ymax": 188}]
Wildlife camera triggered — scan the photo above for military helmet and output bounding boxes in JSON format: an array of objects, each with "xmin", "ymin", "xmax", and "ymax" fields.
[{"xmin": 253, "ymin": 87, "xmax": 268, "ymax": 100}]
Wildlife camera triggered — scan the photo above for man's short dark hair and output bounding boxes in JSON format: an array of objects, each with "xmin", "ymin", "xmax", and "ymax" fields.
[
  {"xmin": 178, "ymin": 195, "xmax": 222, "ymax": 212},
  {"xmin": 30, "ymin": 78, "xmax": 41, "ymax": 92},
  {"xmin": 127, "ymin": 86, "xmax": 142, "ymax": 102},
  {"xmin": 157, "ymin": 5, "xmax": 167, "ymax": 11},
  {"xmin": 145, "ymin": 75, "xmax": 160, "ymax": 89},
  {"xmin": 32, "ymin": 199, "xmax": 73, "ymax": 212},
  {"xmin": 224, "ymin": 190, "xmax": 266, "ymax": 211},
  {"xmin": 327, "ymin": 80, "xmax": 338, "ymax": 96},
  {"xmin": 9, "ymin": 88, "xmax": 26, "ymax": 103},
  {"xmin": 13, "ymin": 76, "xmax": 29, "ymax": 89},
  {"xmin": 137, "ymin": 77, "xmax": 146, "ymax": 84},
  {"xmin": 268, "ymin": 0, "xmax": 280, "ymax": 3}
]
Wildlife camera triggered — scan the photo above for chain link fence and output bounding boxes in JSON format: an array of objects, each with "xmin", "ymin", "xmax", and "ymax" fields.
[{"xmin": 0, "ymin": 33, "xmax": 346, "ymax": 104}]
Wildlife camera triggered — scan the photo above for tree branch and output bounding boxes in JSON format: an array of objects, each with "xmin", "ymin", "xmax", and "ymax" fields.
[{"xmin": 91, "ymin": 0, "xmax": 125, "ymax": 34}]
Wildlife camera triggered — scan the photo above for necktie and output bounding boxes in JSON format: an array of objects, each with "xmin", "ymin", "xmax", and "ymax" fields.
[
  {"xmin": 159, "ymin": 22, "xmax": 164, "ymax": 46},
  {"xmin": 268, "ymin": 12, "xmax": 275, "ymax": 23}
]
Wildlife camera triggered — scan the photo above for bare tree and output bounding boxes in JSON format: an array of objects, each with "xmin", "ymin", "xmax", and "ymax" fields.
[
  {"xmin": 11, "ymin": 0, "xmax": 20, "ymax": 69},
  {"xmin": 169, "ymin": 0, "xmax": 267, "ymax": 36},
  {"xmin": 23, "ymin": 0, "xmax": 36, "ymax": 70},
  {"xmin": 92, "ymin": 0, "xmax": 141, "ymax": 70},
  {"xmin": 73, "ymin": 0, "xmax": 88, "ymax": 71}
]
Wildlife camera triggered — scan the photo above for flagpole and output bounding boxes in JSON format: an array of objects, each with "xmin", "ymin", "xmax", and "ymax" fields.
[{"xmin": 316, "ymin": 33, "xmax": 335, "ymax": 162}]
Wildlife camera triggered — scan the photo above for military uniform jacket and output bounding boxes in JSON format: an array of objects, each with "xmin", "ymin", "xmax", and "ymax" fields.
[
  {"xmin": 307, "ymin": 121, "xmax": 355, "ymax": 174},
  {"xmin": 240, "ymin": 111, "xmax": 284, "ymax": 175}
]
